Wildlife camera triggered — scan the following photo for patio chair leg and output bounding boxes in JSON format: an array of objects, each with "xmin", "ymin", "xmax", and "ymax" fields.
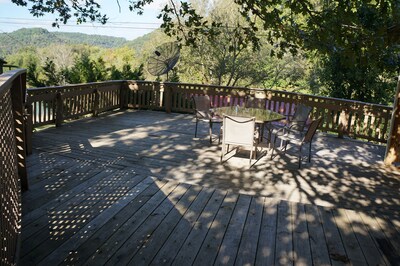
[
  {"xmin": 267, "ymin": 128, "xmax": 272, "ymax": 148},
  {"xmin": 221, "ymin": 143, "xmax": 225, "ymax": 162},
  {"xmin": 298, "ymin": 144, "xmax": 303, "ymax": 168},
  {"xmin": 271, "ymin": 136, "xmax": 277, "ymax": 159},
  {"xmin": 195, "ymin": 120, "xmax": 198, "ymax": 137},
  {"xmin": 209, "ymin": 120, "xmax": 213, "ymax": 144},
  {"xmin": 218, "ymin": 126, "xmax": 222, "ymax": 144},
  {"xmin": 249, "ymin": 149, "xmax": 253, "ymax": 167},
  {"xmin": 308, "ymin": 141, "xmax": 312, "ymax": 163}
]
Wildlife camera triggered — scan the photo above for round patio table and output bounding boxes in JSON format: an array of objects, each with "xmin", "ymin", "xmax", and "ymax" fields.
[
  {"xmin": 213, "ymin": 106, "xmax": 284, "ymax": 123},
  {"xmin": 213, "ymin": 106, "xmax": 285, "ymax": 141}
]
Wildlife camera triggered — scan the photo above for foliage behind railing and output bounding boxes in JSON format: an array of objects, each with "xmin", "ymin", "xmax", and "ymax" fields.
[{"xmin": 26, "ymin": 80, "xmax": 392, "ymax": 143}]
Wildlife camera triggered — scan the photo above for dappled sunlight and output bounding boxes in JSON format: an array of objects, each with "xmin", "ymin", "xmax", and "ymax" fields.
[{"xmin": 22, "ymin": 110, "xmax": 400, "ymax": 265}]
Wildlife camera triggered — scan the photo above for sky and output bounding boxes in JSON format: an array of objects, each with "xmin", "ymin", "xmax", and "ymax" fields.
[{"xmin": 0, "ymin": 0, "xmax": 165, "ymax": 40}]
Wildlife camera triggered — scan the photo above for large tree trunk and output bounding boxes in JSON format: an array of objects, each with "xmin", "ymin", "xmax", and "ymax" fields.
[{"xmin": 385, "ymin": 74, "xmax": 400, "ymax": 165}]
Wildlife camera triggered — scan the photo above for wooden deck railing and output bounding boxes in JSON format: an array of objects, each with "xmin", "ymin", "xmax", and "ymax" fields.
[
  {"xmin": 0, "ymin": 69, "xmax": 28, "ymax": 265},
  {"xmin": 26, "ymin": 80, "xmax": 392, "ymax": 143},
  {"xmin": 26, "ymin": 81, "xmax": 123, "ymax": 127}
]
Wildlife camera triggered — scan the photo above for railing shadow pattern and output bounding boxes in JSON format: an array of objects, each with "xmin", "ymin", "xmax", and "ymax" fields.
[{"xmin": 20, "ymin": 110, "xmax": 400, "ymax": 265}]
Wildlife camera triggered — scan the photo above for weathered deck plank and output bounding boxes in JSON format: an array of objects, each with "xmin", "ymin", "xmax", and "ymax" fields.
[
  {"xmin": 61, "ymin": 178, "xmax": 169, "ymax": 265},
  {"xmin": 234, "ymin": 197, "xmax": 264, "ymax": 266},
  {"xmin": 149, "ymin": 187, "xmax": 215, "ymax": 265},
  {"xmin": 39, "ymin": 176, "xmax": 156, "ymax": 266},
  {"xmin": 21, "ymin": 172, "xmax": 147, "ymax": 265},
  {"xmin": 317, "ymin": 206, "xmax": 349, "ymax": 266},
  {"xmin": 306, "ymin": 204, "xmax": 331, "ymax": 265},
  {"xmin": 192, "ymin": 193, "xmax": 239, "ymax": 266},
  {"xmin": 171, "ymin": 190, "xmax": 227, "ymax": 265},
  {"xmin": 275, "ymin": 200, "xmax": 294, "ymax": 265},
  {"xmin": 21, "ymin": 110, "xmax": 400, "ymax": 265},
  {"xmin": 255, "ymin": 198, "xmax": 279, "ymax": 265},
  {"xmin": 84, "ymin": 181, "xmax": 181, "ymax": 265},
  {"xmin": 214, "ymin": 194, "xmax": 252, "ymax": 265},
  {"xmin": 292, "ymin": 202, "xmax": 313, "ymax": 266},
  {"xmin": 333, "ymin": 208, "xmax": 367, "ymax": 265},
  {"xmin": 104, "ymin": 184, "xmax": 194, "ymax": 265},
  {"xmin": 22, "ymin": 169, "xmax": 122, "ymax": 240}
]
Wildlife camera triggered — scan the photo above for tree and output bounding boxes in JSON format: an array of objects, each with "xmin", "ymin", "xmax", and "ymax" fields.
[
  {"xmin": 175, "ymin": 0, "xmax": 271, "ymax": 87},
  {"xmin": 65, "ymin": 52, "xmax": 99, "ymax": 83},
  {"xmin": 121, "ymin": 63, "xmax": 145, "ymax": 80},
  {"xmin": 11, "ymin": 0, "xmax": 400, "ymax": 102},
  {"xmin": 42, "ymin": 58, "xmax": 61, "ymax": 86},
  {"xmin": 11, "ymin": 0, "xmax": 107, "ymax": 26},
  {"xmin": 26, "ymin": 61, "xmax": 45, "ymax": 87}
]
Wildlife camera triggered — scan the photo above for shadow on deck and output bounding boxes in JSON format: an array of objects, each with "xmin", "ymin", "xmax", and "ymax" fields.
[{"xmin": 21, "ymin": 110, "xmax": 400, "ymax": 265}]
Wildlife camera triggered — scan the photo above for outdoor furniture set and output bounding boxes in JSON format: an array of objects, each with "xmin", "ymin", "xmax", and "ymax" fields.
[{"xmin": 192, "ymin": 95, "xmax": 321, "ymax": 168}]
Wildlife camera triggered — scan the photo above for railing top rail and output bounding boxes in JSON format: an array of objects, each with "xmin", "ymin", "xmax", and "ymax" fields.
[
  {"xmin": 0, "ymin": 69, "xmax": 26, "ymax": 96},
  {"xmin": 163, "ymin": 81, "xmax": 250, "ymax": 91},
  {"xmin": 161, "ymin": 81, "xmax": 392, "ymax": 109},
  {"xmin": 27, "ymin": 80, "xmax": 125, "ymax": 92},
  {"xmin": 26, "ymin": 79, "xmax": 392, "ymax": 111}
]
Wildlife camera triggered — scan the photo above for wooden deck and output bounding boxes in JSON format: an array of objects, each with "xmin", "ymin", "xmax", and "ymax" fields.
[{"xmin": 22, "ymin": 110, "xmax": 400, "ymax": 265}]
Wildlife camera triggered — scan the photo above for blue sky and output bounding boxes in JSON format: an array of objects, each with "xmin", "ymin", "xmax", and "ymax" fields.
[{"xmin": 0, "ymin": 0, "xmax": 164, "ymax": 40}]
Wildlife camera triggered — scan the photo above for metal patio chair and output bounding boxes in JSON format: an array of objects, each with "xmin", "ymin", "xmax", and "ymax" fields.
[
  {"xmin": 265, "ymin": 103, "xmax": 313, "ymax": 144},
  {"xmin": 192, "ymin": 95, "xmax": 222, "ymax": 144},
  {"xmin": 271, "ymin": 118, "xmax": 322, "ymax": 168},
  {"xmin": 220, "ymin": 115, "xmax": 258, "ymax": 167}
]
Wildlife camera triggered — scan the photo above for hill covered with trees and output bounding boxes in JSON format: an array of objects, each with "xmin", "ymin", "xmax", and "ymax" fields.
[{"xmin": 0, "ymin": 28, "xmax": 132, "ymax": 54}]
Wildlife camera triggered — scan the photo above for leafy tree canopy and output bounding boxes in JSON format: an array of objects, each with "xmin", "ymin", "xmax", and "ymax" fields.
[{"xmin": 11, "ymin": 0, "xmax": 400, "ymax": 51}]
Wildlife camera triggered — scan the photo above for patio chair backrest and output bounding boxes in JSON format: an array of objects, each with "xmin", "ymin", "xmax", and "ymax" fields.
[
  {"xmin": 192, "ymin": 95, "xmax": 211, "ymax": 119},
  {"xmin": 303, "ymin": 118, "xmax": 322, "ymax": 143},
  {"xmin": 244, "ymin": 96, "xmax": 254, "ymax": 108},
  {"xmin": 245, "ymin": 95, "xmax": 266, "ymax": 109},
  {"xmin": 223, "ymin": 115, "xmax": 256, "ymax": 146},
  {"xmin": 291, "ymin": 104, "xmax": 313, "ymax": 131}
]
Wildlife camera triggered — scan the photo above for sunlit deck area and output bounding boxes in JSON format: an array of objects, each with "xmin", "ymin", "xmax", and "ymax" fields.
[{"xmin": 21, "ymin": 110, "xmax": 400, "ymax": 265}]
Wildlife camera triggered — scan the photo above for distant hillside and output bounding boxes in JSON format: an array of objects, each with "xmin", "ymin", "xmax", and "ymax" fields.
[
  {"xmin": 125, "ymin": 29, "xmax": 174, "ymax": 57},
  {"xmin": 126, "ymin": 29, "xmax": 162, "ymax": 52},
  {"xmin": 0, "ymin": 28, "xmax": 130, "ymax": 55}
]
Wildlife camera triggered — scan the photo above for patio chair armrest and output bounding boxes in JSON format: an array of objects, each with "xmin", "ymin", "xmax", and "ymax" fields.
[
  {"xmin": 276, "ymin": 125, "xmax": 305, "ymax": 139},
  {"xmin": 289, "ymin": 120, "xmax": 308, "ymax": 131},
  {"xmin": 274, "ymin": 126, "xmax": 290, "ymax": 136},
  {"xmin": 195, "ymin": 109, "xmax": 210, "ymax": 119}
]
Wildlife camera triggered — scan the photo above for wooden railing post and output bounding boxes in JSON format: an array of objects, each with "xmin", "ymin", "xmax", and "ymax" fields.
[
  {"xmin": 159, "ymin": 82, "xmax": 164, "ymax": 108},
  {"xmin": 119, "ymin": 81, "xmax": 128, "ymax": 109},
  {"xmin": 93, "ymin": 89, "xmax": 100, "ymax": 117},
  {"xmin": 55, "ymin": 92, "xmax": 64, "ymax": 127},
  {"xmin": 338, "ymin": 108, "xmax": 349, "ymax": 138},
  {"xmin": 163, "ymin": 82, "xmax": 172, "ymax": 113}
]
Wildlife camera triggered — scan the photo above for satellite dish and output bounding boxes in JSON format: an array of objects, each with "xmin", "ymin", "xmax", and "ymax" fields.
[{"xmin": 147, "ymin": 42, "xmax": 180, "ymax": 79}]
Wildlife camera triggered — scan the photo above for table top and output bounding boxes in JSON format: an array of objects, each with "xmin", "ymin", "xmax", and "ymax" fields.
[{"xmin": 213, "ymin": 106, "xmax": 285, "ymax": 123}]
